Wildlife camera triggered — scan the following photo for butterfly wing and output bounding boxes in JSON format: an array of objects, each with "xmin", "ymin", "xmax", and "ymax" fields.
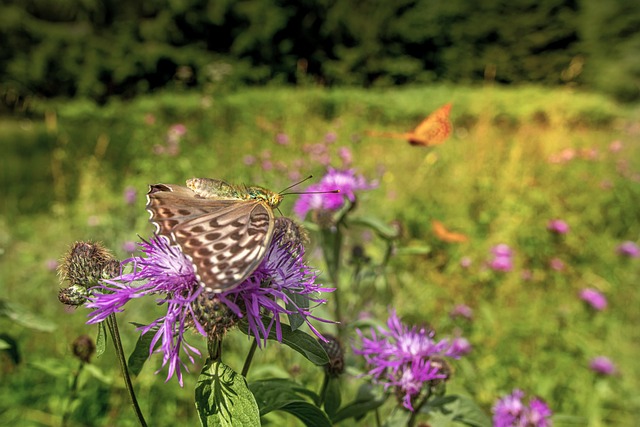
[
  {"xmin": 411, "ymin": 103, "xmax": 453, "ymax": 146},
  {"xmin": 146, "ymin": 183, "xmax": 275, "ymax": 292}
]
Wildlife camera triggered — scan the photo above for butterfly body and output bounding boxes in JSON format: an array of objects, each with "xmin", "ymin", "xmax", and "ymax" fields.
[{"xmin": 147, "ymin": 178, "xmax": 282, "ymax": 293}]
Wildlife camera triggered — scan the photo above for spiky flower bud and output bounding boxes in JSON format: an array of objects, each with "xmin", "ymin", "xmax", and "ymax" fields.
[
  {"xmin": 58, "ymin": 285, "xmax": 91, "ymax": 306},
  {"xmin": 72, "ymin": 335, "xmax": 96, "ymax": 363},
  {"xmin": 319, "ymin": 334, "xmax": 345, "ymax": 377},
  {"xmin": 190, "ymin": 293, "xmax": 239, "ymax": 341},
  {"xmin": 59, "ymin": 241, "xmax": 118, "ymax": 288}
]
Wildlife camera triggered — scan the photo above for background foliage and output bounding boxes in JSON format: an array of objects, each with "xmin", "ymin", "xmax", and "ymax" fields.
[{"xmin": 2, "ymin": 0, "xmax": 640, "ymax": 107}]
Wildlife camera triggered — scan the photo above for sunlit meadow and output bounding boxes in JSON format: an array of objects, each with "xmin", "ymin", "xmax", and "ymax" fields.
[{"xmin": 1, "ymin": 85, "xmax": 639, "ymax": 426}]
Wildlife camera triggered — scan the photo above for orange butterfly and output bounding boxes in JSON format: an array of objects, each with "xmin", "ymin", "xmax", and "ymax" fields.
[
  {"xmin": 432, "ymin": 220, "xmax": 468, "ymax": 243},
  {"xmin": 367, "ymin": 103, "xmax": 453, "ymax": 147}
]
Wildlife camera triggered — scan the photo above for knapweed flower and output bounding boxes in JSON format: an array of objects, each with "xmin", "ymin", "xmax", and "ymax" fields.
[
  {"xmin": 549, "ymin": 258, "xmax": 565, "ymax": 271},
  {"xmin": 579, "ymin": 288, "xmax": 607, "ymax": 311},
  {"xmin": 275, "ymin": 133, "xmax": 290, "ymax": 145},
  {"xmin": 488, "ymin": 244, "xmax": 514, "ymax": 272},
  {"xmin": 124, "ymin": 186, "xmax": 137, "ymax": 205},
  {"xmin": 353, "ymin": 310, "xmax": 467, "ymax": 412},
  {"xmin": 86, "ymin": 219, "xmax": 333, "ymax": 385},
  {"xmin": 459, "ymin": 256, "xmax": 473, "ymax": 269},
  {"xmin": 493, "ymin": 389, "xmax": 552, "ymax": 427},
  {"xmin": 547, "ymin": 219, "xmax": 569, "ymax": 235},
  {"xmin": 293, "ymin": 167, "xmax": 377, "ymax": 220},
  {"xmin": 450, "ymin": 304, "xmax": 473, "ymax": 320},
  {"xmin": 589, "ymin": 356, "xmax": 616, "ymax": 376},
  {"xmin": 617, "ymin": 241, "xmax": 640, "ymax": 258}
]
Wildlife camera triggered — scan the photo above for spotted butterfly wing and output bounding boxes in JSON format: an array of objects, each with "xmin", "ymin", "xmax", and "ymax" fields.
[{"xmin": 146, "ymin": 183, "xmax": 275, "ymax": 293}]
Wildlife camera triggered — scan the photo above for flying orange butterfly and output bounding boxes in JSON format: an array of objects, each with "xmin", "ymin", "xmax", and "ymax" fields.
[
  {"xmin": 432, "ymin": 220, "xmax": 468, "ymax": 243},
  {"xmin": 366, "ymin": 103, "xmax": 453, "ymax": 147}
]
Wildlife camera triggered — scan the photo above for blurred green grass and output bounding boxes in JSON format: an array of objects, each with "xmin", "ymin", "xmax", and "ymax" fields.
[{"xmin": 1, "ymin": 84, "xmax": 639, "ymax": 426}]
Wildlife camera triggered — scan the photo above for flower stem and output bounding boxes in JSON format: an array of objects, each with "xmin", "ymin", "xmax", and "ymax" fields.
[
  {"xmin": 241, "ymin": 338, "xmax": 259, "ymax": 377},
  {"xmin": 61, "ymin": 361, "xmax": 84, "ymax": 426},
  {"xmin": 407, "ymin": 387, "xmax": 432, "ymax": 427},
  {"xmin": 105, "ymin": 314, "xmax": 147, "ymax": 427},
  {"xmin": 318, "ymin": 373, "xmax": 330, "ymax": 407},
  {"xmin": 320, "ymin": 226, "xmax": 344, "ymax": 337}
]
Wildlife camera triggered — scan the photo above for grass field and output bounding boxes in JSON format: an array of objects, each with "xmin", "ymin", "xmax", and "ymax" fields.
[{"xmin": 1, "ymin": 84, "xmax": 639, "ymax": 426}]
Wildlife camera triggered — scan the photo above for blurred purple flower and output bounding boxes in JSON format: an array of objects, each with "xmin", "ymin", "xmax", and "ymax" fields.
[
  {"xmin": 549, "ymin": 258, "xmax": 565, "ymax": 271},
  {"xmin": 123, "ymin": 186, "xmax": 137, "ymax": 205},
  {"xmin": 275, "ymin": 133, "xmax": 290, "ymax": 145},
  {"xmin": 243, "ymin": 155, "xmax": 257, "ymax": 166},
  {"xmin": 122, "ymin": 241, "xmax": 137, "ymax": 253},
  {"xmin": 338, "ymin": 146, "xmax": 353, "ymax": 167},
  {"xmin": 293, "ymin": 167, "xmax": 377, "ymax": 219},
  {"xmin": 460, "ymin": 256, "xmax": 472, "ymax": 269},
  {"xmin": 324, "ymin": 131, "xmax": 337, "ymax": 144},
  {"xmin": 450, "ymin": 304, "xmax": 473, "ymax": 320},
  {"xmin": 353, "ymin": 309, "xmax": 466, "ymax": 412},
  {"xmin": 579, "ymin": 288, "xmax": 607, "ymax": 311},
  {"xmin": 45, "ymin": 259, "xmax": 59, "ymax": 272},
  {"xmin": 617, "ymin": 241, "xmax": 640, "ymax": 258},
  {"xmin": 547, "ymin": 219, "xmax": 569, "ymax": 235},
  {"xmin": 449, "ymin": 337, "xmax": 472, "ymax": 355},
  {"xmin": 521, "ymin": 269, "xmax": 533, "ymax": 281},
  {"xmin": 492, "ymin": 244, "xmax": 513, "ymax": 258},
  {"xmin": 493, "ymin": 389, "xmax": 552, "ymax": 427},
  {"xmin": 168, "ymin": 123, "xmax": 187, "ymax": 137},
  {"xmin": 489, "ymin": 256, "xmax": 513, "ymax": 272},
  {"xmin": 589, "ymin": 356, "xmax": 616, "ymax": 376},
  {"xmin": 87, "ymin": 227, "xmax": 333, "ymax": 386}
]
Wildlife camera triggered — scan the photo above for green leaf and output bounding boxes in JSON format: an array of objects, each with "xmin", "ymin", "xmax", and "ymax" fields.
[
  {"xmin": 0, "ymin": 299, "xmax": 56, "ymax": 331},
  {"xmin": 284, "ymin": 289, "xmax": 309, "ymax": 331},
  {"xmin": 127, "ymin": 328, "xmax": 158, "ymax": 376},
  {"xmin": 195, "ymin": 359, "xmax": 260, "ymax": 427},
  {"xmin": 424, "ymin": 394, "xmax": 491, "ymax": 427},
  {"xmin": 395, "ymin": 246, "xmax": 432, "ymax": 256},
  {"xmin": 331, "ymin": 383, "xmax": 387, "ymax": 423},
  {"xmin": 95, "ymin": 321, "xmax": 107, "ymax": 357},
  {"xmin": 323, "ymin": 377, "xmax": 342, "ymax": 419},
  {"xmin": 348, "ymin": 216, "xmax": 400, "ymax": 240},
  {"xmin": 238, "ymin": 319, "xmax": 329, "ymax": 366},
  {"xmin": 0, "ymin": 334, "xmax": 20, "ymax": 364},
  {"xmin": 250, "ymin": 379, "xmax": 331, "ymax": 427}
]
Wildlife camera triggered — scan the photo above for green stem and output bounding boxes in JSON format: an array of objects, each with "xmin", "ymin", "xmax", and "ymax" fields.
[
  {"xmin": 61, "ymin": 361, "xmax": 84, "ymax": 426},
  {"xmin": 106, "ymin": 314, "xmax": 148, "ymax": 427},
  {"xmin": 407, "ymin": 387, "xmax": 432, "ymax": 427},
  {"xmin": 318, "ymin": 373, "xmax": 330, "ymax": 407},
  {"xmin": 241, "ymin": 338, "xmax": 258, "ymax": 377},
  {"xmin": 207, "ymin": 336, "xmax": 223, "ymax": 362}
]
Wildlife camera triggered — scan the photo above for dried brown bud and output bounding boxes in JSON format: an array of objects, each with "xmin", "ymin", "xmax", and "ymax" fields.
[{"xmin": 72, "ymin": 335, "xmax": 96, "ymax": 363}]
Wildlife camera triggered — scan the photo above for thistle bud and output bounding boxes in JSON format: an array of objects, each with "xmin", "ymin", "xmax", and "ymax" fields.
[
  {"xmin": 72, "ymin": 335, "xmax": 96, "ymax": 363},
  {"xmin": 319, "ymin": 334, "xmax": 345, "ymax": 377},
  {"xmin": 190, "ymin": 293, "xmax": 239, "ymax": 341},
  {"xmin": 59, "ymin": 241, "xmax": 118, "ymax": 288}
]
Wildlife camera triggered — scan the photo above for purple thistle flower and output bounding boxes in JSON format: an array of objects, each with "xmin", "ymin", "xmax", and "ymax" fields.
[
  {"xmin": 123, "ymin": 186, "xmax": 137, "ymax": 205},
  {"xmin": 459, "ymin": 256, "xmax": 473, "ymax": 269},
  {"xmin": 579, "ymin": 288, "xmax": 607, "ymax": 311},
  {"xmin": 293, "ymin": 167, "xmax": 377, "ymax": 219},
  {"xmin": 353, "ymin": 310, "xmax": 466, "ymax": 412},
  {"xmin": 549, "ymin": 258, "xmax": 565, "ymax": 271},
  {"xmin": 547, "ymin": 219, "xmax": 569, "ymax": 235},
  {"xmin": 493, "ymin": 389, "xmax": 552, "ymax": 427},
  {"xmin": 492, "ymin": 244, "xmax": 513, "ymax": 258},
  {"xmin": 450, "ymin": 304, "xmax": 473, "ymax": 320},
  {"xmin": 86, "ymin": 226, "xmax": 333, "ymax": 385},
  {"xmin": 489, "ymin": 255, "xmax": 513, "ymax": 272},
  {"xmin": 589, "ymin": 356, "xmax": 616, "ymax": 376},
  {"xmin": 617, "ymin": 241, "xmax": 640, "ymax": 258},
  {"xmin": 275, "ymin": 133, "xmax": 290, "ymax": 145}
]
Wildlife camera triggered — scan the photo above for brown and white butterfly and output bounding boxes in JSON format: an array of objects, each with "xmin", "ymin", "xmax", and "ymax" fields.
[
  {"xmin": 146, "ymin": 178, "xmax": 283, "ymax": 293},
  {"xmin": 366, "ymin": 103, "xmax": 453, "ymax": 147}
]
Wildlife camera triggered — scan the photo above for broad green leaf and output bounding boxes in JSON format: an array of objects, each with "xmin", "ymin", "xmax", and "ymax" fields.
[
  {"xmin": 0, "ymin": 299, "xmax": 56, "ymax": 331},
  {"xmin": 95, "ymin": 321, "xmax": 107, "ymax": 357},
  {"xmin": 424, "ymin": 395, "xmax": 491, "ymax": 427},
  {"xmin": 284, "ymin": 289, "xmax": 309, "ymax": 331},
  {"xmin": 331, "ymin": 383, "xmax": 386, "ymax": 423},
  {"xmin": 250, "ymin": 379, "xmax": 330, "ymax": 427},
  {"xmin": 382, "ymin": 410, "xmax": 411, "ymax": 427},
  {"xmin": 127, "ymin": 328, "xmax": 157, "ymax": 376},
  {"xmin": 238, "ymin": 319, "xmax": 329, "ymax": 366},
  {"xmin": 195, "ymin": 359, "xmax": 260, "ymax": 427},
  {"xmin": 323, "ymin": 377, "xmax": 342, "ymax": 419}
]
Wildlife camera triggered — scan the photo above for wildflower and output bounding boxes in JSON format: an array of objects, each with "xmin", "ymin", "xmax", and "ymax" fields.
[
  {"xmin": 275, "ymin": 133, "xmax": 290, "ymax": 145},
  {"xmin": 72, "ymin": 335, "xmax": 96, "ymax": 364},
  {"xmin": 579, "ymin": 288, "xmax": 607, "ymax": 311},
  {"xmin": 123, "ymin": 186, "xmax": 137, "ymax": 205},
  {"xmin": 617, "ymin": 241, "xmax": 640, "ymax": 258},
  {"xmin": 459, "ymin": 256, "xmax": 472, "ymax": 269},
  {"xmin": 609, "ymin": 140, "xmax": 623, "ymax": 153},
  {"xmin": 122, "ymin": 241, "xmax": 137, "ymax": 253},
  {"xmin": 492, "ymin": 389, "xmax": 552, "ymax": 427},
  {"xmin": 589, "ymin": 356, "xmax": 616, "ymax": 376},
  {"xmin": 324, "ymin": 132, "xmax": 337, "ymax": 144},
  {"xmin": 450, "ymin": 304, "xmax": 473, "ymax": 320},
  {"xmin": 488, "ymin": 244, "xmax": 513, "ymax": 272},
  {"xmin": 549, "ymin": 258, "xmax": 565, "ymax": 271},
  {"xmin": 547, "ymin": 219, "xmax": 569, "ymax": 235},
  {"xmin": 293, "ymin": 167, "xmax": 377, "ymax": 220},
  {"xmin": 86, "ymin": 219, "xmax": 333, "ymax": 385},
  {"xmin": 338, "ymin": 146, "xmax": 353, "ymax": 167},
  {"xmin": 353, "ymin": 310, "xmax": 467, "ymax": 412},
  {"xmin": 243, "ymin": 155, "xmax": 256, "ymax": 166}
]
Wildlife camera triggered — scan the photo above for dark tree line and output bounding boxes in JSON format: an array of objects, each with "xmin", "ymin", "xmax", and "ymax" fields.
[{"xmin": 1, "ymin": 0, "xmax": 639, "ymax": 106}]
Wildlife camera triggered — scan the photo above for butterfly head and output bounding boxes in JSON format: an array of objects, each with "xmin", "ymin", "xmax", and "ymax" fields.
[{"xmin": 246, "ymin": 186, "xmax": 283, "ymax": 209}]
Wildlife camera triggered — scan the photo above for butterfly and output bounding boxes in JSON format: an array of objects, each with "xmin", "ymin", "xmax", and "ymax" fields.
[
  {"xmin": 146, "ymin": 177, "xmax": 283, "ymax": 293},
  {"xmin": 366, "ymin": 103, "xmax": 453, "ymax": 146},
  {"xmin": 432, "ymin": 220, "xmax": 468, "ymax": 243}
]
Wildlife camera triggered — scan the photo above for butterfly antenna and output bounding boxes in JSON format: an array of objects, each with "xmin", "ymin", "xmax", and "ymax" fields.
[
  {"xmin": 279, "ymin": 175, "xmax": 313, "ymax": 193},
  {"xmin": 281, "ymin": 189, "xmax": 340, "ymax": 196}
]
